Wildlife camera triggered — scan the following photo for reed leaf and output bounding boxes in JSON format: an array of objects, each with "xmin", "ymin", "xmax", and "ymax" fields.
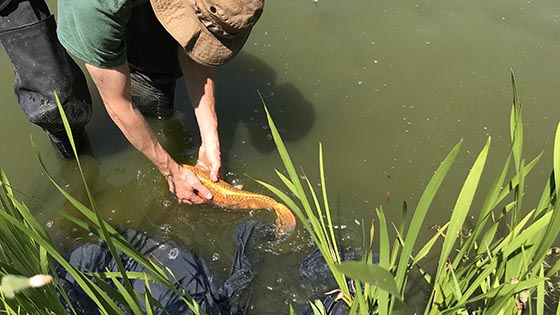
[
  {"xmin": 337, "ymin": 261, "xmax": 400, "ymax": 298},
  {"xmin": 443, "ymin": 137, "xmax": 489, "ymax": 272},
  {"xmin": 394, "ymin": 140, "xmax": 462, "ymax": 295},
  {"xmin": 375, "ymin": 208, "xmax": 391, "ymax": 315}
]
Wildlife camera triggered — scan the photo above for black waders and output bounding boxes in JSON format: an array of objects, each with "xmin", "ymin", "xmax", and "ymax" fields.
[{"xmin": 0, "ymin": 0, "xmax": 92, "ymax": 159}]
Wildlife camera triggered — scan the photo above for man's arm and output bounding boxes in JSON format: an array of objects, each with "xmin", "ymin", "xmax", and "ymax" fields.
[
  {"xmin": 178, "ymin": 50, "xmax": 221, "ymax": 182},
  {"xmin": 85, "ymin": 62, "xmax": 213, "ymax": 204}
]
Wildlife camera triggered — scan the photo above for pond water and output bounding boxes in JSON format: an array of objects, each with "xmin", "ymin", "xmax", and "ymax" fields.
[{"xmin": 1, "ymin": 0, "xmax": 560, "ymax": 313}]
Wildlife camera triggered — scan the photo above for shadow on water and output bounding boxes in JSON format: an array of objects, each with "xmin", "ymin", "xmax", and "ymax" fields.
[
  {"xmin": 216, "ymin": 52, "xmax": 316, "ymax": 154},
  {"xmin": 172, "ymin": 51, "xmax": 316, "ymax": 167}
]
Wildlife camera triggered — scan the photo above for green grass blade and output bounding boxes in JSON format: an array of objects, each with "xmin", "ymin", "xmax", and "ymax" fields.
[
  {"xmin": 520, "ymin": 122, "xmax": 560, "ymax": 277},
  {"xmin": 413, "ymin": 222, "xmax": 448, "ymax": 266},
  {"xmin": 319, "ymin": 143, "xmax": 340, "ymax": 263},
  {"xmin": 442, "ymin": 137, "xmax": 489, "ymax": 272},
  {"xmin": 337, "ymin": 261, "xmax": 400, "ymax": 299},
  {"xmin": 375, "ymin": 208, "xmax": 391, "ymax": 315},
  {"xmin": 510, "ymin": 70, "xmax": 523, "ymax": 171},
  {"xmin": 394, "ymin": 140, "xmax": 462, "ymax": 294}
]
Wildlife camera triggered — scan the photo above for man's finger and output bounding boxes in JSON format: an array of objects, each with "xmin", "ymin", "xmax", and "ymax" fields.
[
  {"xmin": 193, "ymin": 182, "xmax": 213, "ymax": 200},
  {"xmin": 180, "ymin": 199, "xmax": 193, "ymax": 205},
  {"xmin": 190, "ymin": 193, "xmax": 206, "ymax": 204},
  {"xmin": 210, "ymin": 167, "xmax": 220, "ymax": 182}
]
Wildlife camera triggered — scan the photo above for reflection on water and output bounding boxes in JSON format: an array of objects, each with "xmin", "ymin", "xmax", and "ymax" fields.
[{"xmin": 1, "ymin": 0, "xmax": 560, "ymax": 313}]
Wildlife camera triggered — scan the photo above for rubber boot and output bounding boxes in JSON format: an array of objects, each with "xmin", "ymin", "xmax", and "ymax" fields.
[
  {"xmin": 126, "ymin": 3, "xmax": 180, "ymax": 120},
  {"xmin": 0, "ymin": 2, "xmax": 91, "ymax": 159}
]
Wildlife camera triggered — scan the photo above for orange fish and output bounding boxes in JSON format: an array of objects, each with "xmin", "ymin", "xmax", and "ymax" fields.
[{"xmin": 182, "ymin": 164, "xmax": 296, "ymax": 238}]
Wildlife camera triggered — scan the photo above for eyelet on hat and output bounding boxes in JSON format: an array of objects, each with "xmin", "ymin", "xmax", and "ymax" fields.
[{"xmin": 150, "ymin": 0, "xmax": 264, "ymax": 67}]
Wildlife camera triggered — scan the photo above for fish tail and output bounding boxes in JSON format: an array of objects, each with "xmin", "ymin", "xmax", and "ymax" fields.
[{"xmin": 272, "ymin": 203, "xmax": 296, "ymax": 238}]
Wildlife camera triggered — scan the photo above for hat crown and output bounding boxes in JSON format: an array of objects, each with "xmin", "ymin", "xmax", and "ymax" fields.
[{"xmin": 194, "ymin": 0, "xmax": 263, "ymax": 37}]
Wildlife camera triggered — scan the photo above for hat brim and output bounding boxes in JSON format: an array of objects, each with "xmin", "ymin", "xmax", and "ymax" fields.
[{"xmin": 150, "ymin": 0, "xmax": 252, "ymax": 67}]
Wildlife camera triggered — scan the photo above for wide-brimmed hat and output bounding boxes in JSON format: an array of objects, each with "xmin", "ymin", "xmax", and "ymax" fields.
[{"xmin": 150, "ymin": 0, "xmax": 264, "ymax": 67}]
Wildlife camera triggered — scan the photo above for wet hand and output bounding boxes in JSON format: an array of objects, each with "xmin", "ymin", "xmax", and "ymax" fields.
[
  {"xmin": 166, "ymin": 165, "xmax": 213, "ymax": 204},
  {"xmin": 196, "ymin": 143, "xmax": 221, "ymax": 182}
]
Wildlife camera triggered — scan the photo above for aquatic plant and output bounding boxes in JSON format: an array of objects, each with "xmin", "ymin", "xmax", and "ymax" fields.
[
  {"xmin": 0, "ymin": 93, "xmax": 205, "ymax": 315},
  {"xmin": 264, "ymin": 73, "xmax": 560, "ymax": 314}
]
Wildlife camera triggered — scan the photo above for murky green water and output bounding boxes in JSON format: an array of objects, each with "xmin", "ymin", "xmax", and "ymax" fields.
[{"xmin": 1, "ymin": 0, "xmax": 560, "ymax": 313}]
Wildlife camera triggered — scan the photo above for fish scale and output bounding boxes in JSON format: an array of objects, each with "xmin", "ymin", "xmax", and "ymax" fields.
[{"xmin": 182, "ymin": 164, "xmax": 296, "ymax": 237}]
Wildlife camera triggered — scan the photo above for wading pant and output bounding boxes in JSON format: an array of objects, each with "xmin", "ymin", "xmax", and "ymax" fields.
[
  {"xmin": 0, "ymin": 0, "xmax": 92, "ymax": 159},
  {"xmin": 126, "ymin": 3, "xmax": 181, "ymax": 120}
]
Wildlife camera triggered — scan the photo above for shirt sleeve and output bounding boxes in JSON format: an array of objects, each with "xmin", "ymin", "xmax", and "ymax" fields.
[{"xmin": 57, "ymin": 0, "xmax": 131, "ymax": 68}]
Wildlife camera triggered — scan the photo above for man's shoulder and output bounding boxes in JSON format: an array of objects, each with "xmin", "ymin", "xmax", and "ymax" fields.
[{"xmin": 58, "ymin": 0, "xmax": 139, "ymax": 67}]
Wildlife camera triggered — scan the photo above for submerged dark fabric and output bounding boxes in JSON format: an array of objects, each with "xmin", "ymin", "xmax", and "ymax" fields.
[
  {"xmin": 296, "ymin": 248, "xmax": 380, "ymax": 315},
  {"xmin": 57, "ymin": 222, "xmax": 261, "ymax": 315},
  {"xmin": 56, "ymin": 220, "xmax": 380, "ymax": 315}
]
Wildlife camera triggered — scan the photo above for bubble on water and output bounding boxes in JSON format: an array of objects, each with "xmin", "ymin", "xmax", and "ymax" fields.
[
  {"xmin": 46, "ymin": 220, "xmax": 54, "ymax": 229},
  {"xmin": 160, "ymin": 224, "xmax": 172, "ymax": 234},
  {"xmin": 162, "ymin": 200, "xmax": 172, "ymax": 208},
  {"xmin": 168, "ymin": 248, "xmax": 179, "ymax": 260},
  {"xmin": 212, "ymin": 253, "xmax": 220, "ymax": 261},
  {"xmin": 231, "ymin": 178, "xmax": 240, "ymax": 186}
]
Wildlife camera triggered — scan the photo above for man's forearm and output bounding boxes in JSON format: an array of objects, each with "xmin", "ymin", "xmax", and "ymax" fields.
[
  {"xmin": 179, "ymin": 51, "xmax": 221, "ymax": 178},
  {"xmin": 179, "ymin": 52, "xmax": 219, "ymax": 142},
  {"xmin": 85, "ymin": 63, "xmax": 176, "ymax": 175}
]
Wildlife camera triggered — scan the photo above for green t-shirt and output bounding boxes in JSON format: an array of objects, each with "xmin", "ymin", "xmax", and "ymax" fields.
[{"xmin": 57, "ymin": 0, "xmax": 148, "ymax": 68}]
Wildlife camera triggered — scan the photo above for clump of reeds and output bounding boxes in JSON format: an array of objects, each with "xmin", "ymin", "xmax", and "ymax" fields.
[{"xmin": 260, "ymin": 72, "xmax": 560, "ymax": 314}]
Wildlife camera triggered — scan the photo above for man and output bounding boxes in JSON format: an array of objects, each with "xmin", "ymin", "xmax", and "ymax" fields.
[
  {"xmin": 59, "ymin": 0, "xmax": 264, "ymax": 205},
  {"xmin": 1, "ymin": 0, "xmax": 264, "ymax": 205}
]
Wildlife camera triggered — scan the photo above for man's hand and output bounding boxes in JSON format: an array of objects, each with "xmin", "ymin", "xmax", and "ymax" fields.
[
  {"xmin": 166, "ymin": 163, "xmax": 213, "ymax": 204},
  {"xmin": 196, "ymin": 143, "xmax": 221, "ymax": 182}
]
